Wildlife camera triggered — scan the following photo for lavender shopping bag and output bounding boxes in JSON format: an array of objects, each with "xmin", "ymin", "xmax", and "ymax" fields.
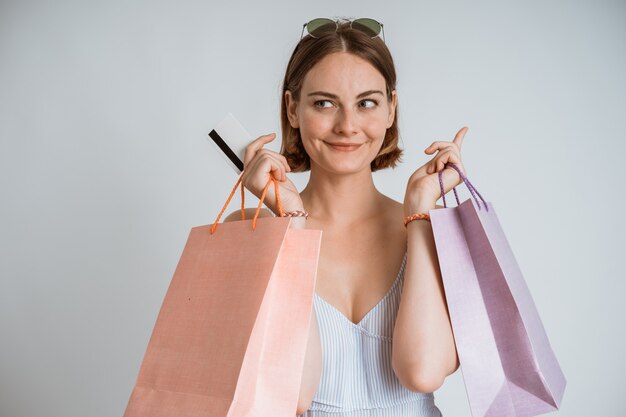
[{"xmin": 429, "ymin": 163, "xmax": 566, "ymax": 417}]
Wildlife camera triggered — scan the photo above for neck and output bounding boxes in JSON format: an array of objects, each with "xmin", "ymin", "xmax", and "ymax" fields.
[{"xmin": 300, "ymin": 164, "xmax": 385, "ymax": 225}]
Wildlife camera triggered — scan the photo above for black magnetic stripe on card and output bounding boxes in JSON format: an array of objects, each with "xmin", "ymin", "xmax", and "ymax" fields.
[{"xmin": 208, "ymin": 129, "xmax": 244, "ymax": 172}]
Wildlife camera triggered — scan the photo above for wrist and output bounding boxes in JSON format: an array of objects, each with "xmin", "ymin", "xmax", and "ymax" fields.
[
  {"xmin": 269, "ymin": 196, "xmax": 304, "ymax": 217},
  {"xmin": 281, "ymin": 210, "xmax": 308, "ymax": 219},
  {"xmin": 279, "ymin": 206, "xmax": 308, "ymax": 230},
  {"xmin": 404, "ymin": 198, "xmax": 437, "ymax": 217},
  {"xmin": 276, "ymin": 204, "xmax": 306, "ymax": 217}
]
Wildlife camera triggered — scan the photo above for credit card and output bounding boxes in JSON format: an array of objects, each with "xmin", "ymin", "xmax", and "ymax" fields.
[{"xmin": 207, "ymin": 113, "xmax": 252, "ymax": 173}]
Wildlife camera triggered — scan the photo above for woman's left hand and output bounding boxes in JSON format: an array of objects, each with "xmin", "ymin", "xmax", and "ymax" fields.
[{"xmin": 403, "ymin": 126, "xmax": 469, "ymax": 216}]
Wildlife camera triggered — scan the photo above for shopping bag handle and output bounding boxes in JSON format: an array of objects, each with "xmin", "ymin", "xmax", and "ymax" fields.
[
  {"xmin": 438, "ymin": 162, "xmax": 488, "ymax": 211},
  {"xmin": 210, "ymin": 172, "xmax": 285, "ymax": 234}
]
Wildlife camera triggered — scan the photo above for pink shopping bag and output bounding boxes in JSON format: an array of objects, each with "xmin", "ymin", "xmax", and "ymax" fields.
[
  {"xmin": 429, "ymin": 163, "xmax": 566, "ymax": 417},
  {"xmin": 124, "ymin": 175, "xmax": 322, "ymax": 417}
]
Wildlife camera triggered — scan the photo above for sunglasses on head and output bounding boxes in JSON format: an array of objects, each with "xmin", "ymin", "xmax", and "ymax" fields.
[{"xmin": 300, "ymin": 18, "xmax": 385, "ymax": 43}]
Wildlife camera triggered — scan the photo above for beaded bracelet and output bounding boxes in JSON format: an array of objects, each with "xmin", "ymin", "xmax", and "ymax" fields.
[
  {"xmin": 281, "ymin": 210, "xmax": 309, "ymax": 219},
  {"xmin": 403, "ymin": 212, "xmax": 430, "ymax": 226}
]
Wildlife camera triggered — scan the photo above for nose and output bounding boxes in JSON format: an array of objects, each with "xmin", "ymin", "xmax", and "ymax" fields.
[{"xmin": 334, "ymin": 107, "xmax": 359, "ymax": 137}]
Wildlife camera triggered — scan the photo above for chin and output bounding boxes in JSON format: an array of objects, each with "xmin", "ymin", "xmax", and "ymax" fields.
[{"xmin": 317, "ymin": 159, "xmax": 372, "ymax": 175}]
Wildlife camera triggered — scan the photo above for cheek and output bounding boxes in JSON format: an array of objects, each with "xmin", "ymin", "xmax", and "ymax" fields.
[
  {"xmin": 364, "ymin": 115, "xmax": 390, "ymax": 143},
  {"xmin": 300, "ymin": 137, "xmax": 317, "ymax": 160},
  {"xmin": 299, "ymin": 109, "xmax": 334, "ymax": 138}
]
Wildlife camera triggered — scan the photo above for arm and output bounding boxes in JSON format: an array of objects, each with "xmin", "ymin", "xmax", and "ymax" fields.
[{"xmin": 391, "ymin": 201, "xmax": 459, "ymax": 393}]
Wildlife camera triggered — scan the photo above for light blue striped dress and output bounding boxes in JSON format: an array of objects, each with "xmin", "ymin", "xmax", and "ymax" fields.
[{"xmin": 297, "ymin": 253, "xmax": 443, "ymax": 417}]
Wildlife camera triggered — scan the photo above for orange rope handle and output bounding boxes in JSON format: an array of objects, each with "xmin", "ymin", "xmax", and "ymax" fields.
[
  {"xmin": 274, "ymin": 177, "xmax": 284, "ymax": 217},
  {"xmin": 252, "ymin": 175, "xmax": 285, "ymax": 230},
  {"xmin": 211, "ymin": 172, "xmax": 286, "ymax": 234},
  {"xmin": 240, "ymin": 181, "xmax": 245, "ymax": 220},
  {"xmin": 210, "ymin": 172, "xmax": 245, "ymax": 234}
]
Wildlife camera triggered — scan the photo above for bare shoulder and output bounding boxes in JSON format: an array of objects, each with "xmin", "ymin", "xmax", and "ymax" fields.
[
  {"xmin": 380, "ymin": 194, "xmax": 404, "ymax": 215},
  {"xmin": 379, "ymin": 194, "xmax": 406, "ymax": 235},
  {"xmin": 223, "ymin": 208, "xmax": 274, "ymax": 222},
  {"xmin": 381, "ymin": 193, "xmax": 445, "ymax": 214}
]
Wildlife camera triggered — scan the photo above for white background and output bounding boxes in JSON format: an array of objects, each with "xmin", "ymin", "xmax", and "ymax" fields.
[{"xmin": 1, "ymin": 0, "xmax": 624, "ymax": 416}]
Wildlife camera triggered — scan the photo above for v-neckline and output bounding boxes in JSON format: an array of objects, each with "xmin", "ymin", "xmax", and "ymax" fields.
[{"xmin": 314, "ymin": 252, "xmax": 407, "ymax": 327}]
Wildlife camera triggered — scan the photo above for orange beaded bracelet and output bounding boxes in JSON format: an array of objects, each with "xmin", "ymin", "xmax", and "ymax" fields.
[
  {"xmin": 281, "ymin": 210, "xmax": 309, "ymax": 219},
  {"xmin": 403, "ymin": 212, "xmax": 430, "ymax": 226}
]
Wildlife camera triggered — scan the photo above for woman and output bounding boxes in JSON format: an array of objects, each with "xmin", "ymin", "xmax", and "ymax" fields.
[{"xmin": 226, "ymin": 18, "xmax": 467, "ymax": 416}]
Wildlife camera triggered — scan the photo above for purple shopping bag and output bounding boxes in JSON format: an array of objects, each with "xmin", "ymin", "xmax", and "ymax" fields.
[{"xmin": 429, "ymin": 163, "xmax": 566, "ymax": 417}]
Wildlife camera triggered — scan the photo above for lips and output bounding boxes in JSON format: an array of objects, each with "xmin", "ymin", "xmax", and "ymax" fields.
[{"xmin": 324, "ymin": 141, "xmax": 363, "ymax": 152}]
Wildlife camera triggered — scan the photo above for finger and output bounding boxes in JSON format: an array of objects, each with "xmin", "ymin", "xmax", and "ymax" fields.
[
  {"xmin": 427, "ymin": 149, "xmax": 458, "ymax": 174},
  {"xmin": 453, "ymin": 126, "xmax": 468, "ymax": 149},
  {"xmin": 425, "ymin": 127, "xmax": 469, "ymax": 153},
  {"xmin": 254, "ymin": 154, "xmax": 287, "ymax": 182},
  {"xmin": 437, "ymin": 155, "xmax": 446, "ymax": 172},
  {"xmin": 243, "ymin": 154, "xmax": 284, "ymax": 188},
  {"xmin": 255, "ymin": 148, "xmax": 291, "ymax": 173},
  {"xmin": 244, "ymin": 133, "xmax": 276, "ymax": 167},
  {"xmin": 441, "ymin": 157, "xmax": 466, "ymax": 182},
  {"xmin": 424, "ymin": 141, "xmax": 456, "ymax": 154},
  {"xmin": 244, "ymin": 133, "xmax": 276, "ymax": 166},
  {"xmin": 427, "ymin": 154, "xmax": 446, "ymax": 174}
]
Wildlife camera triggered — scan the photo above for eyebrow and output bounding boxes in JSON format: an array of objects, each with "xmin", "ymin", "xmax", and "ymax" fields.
[{"xmin": 307, "ymin": 90, "xmax": 385, "ymax": 99}]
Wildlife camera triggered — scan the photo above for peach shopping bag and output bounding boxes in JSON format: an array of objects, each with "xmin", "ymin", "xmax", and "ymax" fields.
[{"xmin": 124, "ymin": 175, "xmax": 322, "ymax": 417}]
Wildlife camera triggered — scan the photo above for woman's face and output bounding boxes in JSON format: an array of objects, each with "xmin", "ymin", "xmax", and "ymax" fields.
[{"xmin": 285, "ymin": 52, "xmax": 397, "ymax": 175}]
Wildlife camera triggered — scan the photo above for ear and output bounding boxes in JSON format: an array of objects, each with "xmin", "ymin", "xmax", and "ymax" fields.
[
  {"xmin": 387, "ymin": 89, "xmax": 397, "ymax": 128},
  {"xmin": 284, "ymin": 90, "xmax": 300, "ymax": 128}
]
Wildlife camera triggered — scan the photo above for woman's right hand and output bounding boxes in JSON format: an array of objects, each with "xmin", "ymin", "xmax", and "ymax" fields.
[{"xmin": 241, "ymin": 132, "xmax": 304, "ymax": 216}]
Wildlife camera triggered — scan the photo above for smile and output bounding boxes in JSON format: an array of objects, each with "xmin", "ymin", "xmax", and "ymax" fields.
[{"xmin": 324, "ymin": 142, "xmax": 363, "ymax": 152}]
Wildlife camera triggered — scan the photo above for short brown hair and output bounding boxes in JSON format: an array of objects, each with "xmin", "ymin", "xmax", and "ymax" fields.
[{"xmin": 280, "ymin": 21, "xmax": 402, "ymax": 172}]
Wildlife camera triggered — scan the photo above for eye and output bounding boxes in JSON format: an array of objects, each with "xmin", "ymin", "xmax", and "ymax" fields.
[
  {"xmin": 314, "ymin": 100, "xmax": 334, "ymax": 108},
  {"xmin": 359, "ymin": 99, "xmax": 378, "ymax": 109}
]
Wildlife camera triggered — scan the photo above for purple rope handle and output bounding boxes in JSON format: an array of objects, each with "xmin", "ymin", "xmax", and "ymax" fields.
[{"xmin": 438, "ymin": 162, "xmax": 488, "ymax": 211}]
